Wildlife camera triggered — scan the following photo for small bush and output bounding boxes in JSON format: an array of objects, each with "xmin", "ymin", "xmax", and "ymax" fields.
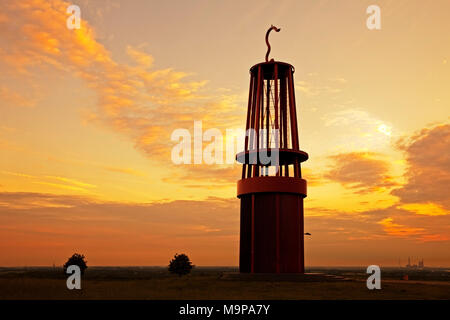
[
  {"xmin": 168, "ymin": 253, "xmax": 193, "ymax": 276},
  {"xmin": 63, "ymin": 253, "xmax": 88, "ymax": 275}
]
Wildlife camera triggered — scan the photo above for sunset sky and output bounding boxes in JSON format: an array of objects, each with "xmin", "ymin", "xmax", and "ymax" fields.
[{"xmin": 0, "ymin": 0, "xmax": 449, "ymax": 267}]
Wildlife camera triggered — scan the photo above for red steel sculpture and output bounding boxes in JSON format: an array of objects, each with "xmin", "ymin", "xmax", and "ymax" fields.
[{"xmin": 236, "ymin": 26, "xmax": 308, "ymax": 273}]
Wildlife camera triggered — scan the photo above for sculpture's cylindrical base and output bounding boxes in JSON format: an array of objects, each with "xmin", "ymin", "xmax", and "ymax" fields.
[{"xmin": 239, "ymin": 188, "xmax": 305, "ymax": 273}]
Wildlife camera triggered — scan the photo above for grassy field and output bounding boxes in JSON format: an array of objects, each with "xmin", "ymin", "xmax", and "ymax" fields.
[{"xmin": 0, "ymin": 267, "xmax": 449, "ymax": 300}]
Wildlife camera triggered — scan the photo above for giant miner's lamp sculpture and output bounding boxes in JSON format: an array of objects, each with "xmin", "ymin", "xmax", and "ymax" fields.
[{"xmin": 236, "ymin": 26, "xmax": 308, "ymax": 273}]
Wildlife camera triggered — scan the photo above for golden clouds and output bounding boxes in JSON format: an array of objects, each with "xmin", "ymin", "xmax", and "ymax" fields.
[
  {"xmin": 127, "ymin": 46, "xmax": 154, "ymax": 68},
  {"xmin": 324, "ymin": 152, "xmax": 399, "ymax": 194},
  {"xmin": 321, "ymin": 123, "xmax": 450, "ymax": 244},
  {"xmin": 103, "ymin": 166, "xmax": 145, "ymax": 177},
  {"xmin": 376, "ymin": 214, "xmax": 448, "ymax": 242},
  {"xmin": 0, "ymin": 171, "xmax": 96, "ymax": 194},
  {"xmin": 162, "ymin": 165, "xmax": 240, "ymax": 186},
  {"xmin": 392, "ymin": 123, "xmax": 450, "ymax": 210},
  {"xmin": 377, "ymin": 217, "xmax": 424, "ymax": 237},
  {"xmin": 0, "ymin": 0, "xmax": 245, "ymax": 191},
  {"xmin": 43, "ymin": 176, "xmax": 96, "ymax": 189},
  {"xmin": 1, "ymin": 0, "xmax": 109, "ymax": 72},
  {"xmin": 0, "ymin": 86, "xmax": 36, "ymax": 108},
  {"xmin": 397, "ymin": 203, "xmax": 448, "ymax": 216},
  {"xmin": 321, "ymin": 123, "xmax": 450, "ymax": 220},
  {"xmin": 418, "ymin": 234, "xmax": 449, "ymax": 242},
  {"xmin": 316, "ymin": 124, "xmax": 449, "ymax": 244},
  {"xmin": 0, "ymin": 191, "xmax": 91, "ymax": 209}
]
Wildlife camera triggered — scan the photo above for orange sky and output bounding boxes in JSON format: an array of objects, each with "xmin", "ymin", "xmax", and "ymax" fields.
[{"xmin": 0, "ymin": 0, "xmax": 449, "ymax": 267}]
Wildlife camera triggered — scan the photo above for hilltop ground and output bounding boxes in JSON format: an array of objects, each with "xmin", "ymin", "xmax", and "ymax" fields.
[{"xmin": 0, "ymin": 267, "xmax": 449, "ymax": 300}]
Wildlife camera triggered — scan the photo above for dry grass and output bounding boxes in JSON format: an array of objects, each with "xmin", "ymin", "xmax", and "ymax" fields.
[{"xmin": 0, "ymin": 267, "xmax": 448, "ymax": 300}]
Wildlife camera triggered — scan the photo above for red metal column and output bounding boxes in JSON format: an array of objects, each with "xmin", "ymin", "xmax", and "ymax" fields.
[
  {"xmin": 251, "ymin": 194, "xmax": 255, "ymax": 273},
  {"xmin": 276, "ymin": 193, "xmax": 280, "ymax": 273},
  {"xmin": 298, "ymin": 197, "xmax": 305, "ymax": 273}
]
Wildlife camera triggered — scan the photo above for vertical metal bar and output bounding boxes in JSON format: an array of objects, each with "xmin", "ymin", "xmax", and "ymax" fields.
[
  {"xmin": 287, "ymin": 71, "xmax": 297, "ymax": 148},
  {"xmin": 280, "ymin": 71, "xmax": 289, "ymax": 177},
  {"xmin": 280, "ymin": 72, "xmax": 285, "ymax": 149},
  {"xmin": 242, "ymin": 74, "xmax": 254, "ymax": 179},
  {"xmin": 283, "ymin": 74, "xmax": 289, "ymax": 150},
  {"xmin": 288, "ymin": 69, "xmax": 299, "ymax": 150},
  {"xmin": 288, "ymin": 69, "xmax": 300, "ymax": 177},
  {"xmin": 265, "ymin": 77, "xmax": 270, "ymax": 176},
  {"xmin": 247, "ymin": 72, "xmax": 258, "ymax": 178},
  {"xmin": 266, "ymin": 77, "xmax": 270, "ymax": 148},
  {"xmin": 253, "ymin": 65, "xmax": 262, "ymax": 177},
  {"xmin": 274, "ymin": 63, "xmax": 279, "ymax": 176},
  {"xmin": 261, "ymin": 79, "xmax": 264, "ymax": 149},
  {"xmin": 291, "ymin": 68, "xmax": 302, "ymax": 177},
  {"xmin": 258, "ymin": 74, "xmax": 264, "ymax": 177},
  {"xmin": 260, "ymin": 78, "xmax": 265, "ymax": 177}
]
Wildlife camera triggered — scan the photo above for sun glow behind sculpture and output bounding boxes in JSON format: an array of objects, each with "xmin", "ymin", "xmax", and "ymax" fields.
[{"xmin": 377, "ymin": 124, "xmax": 392, "ymax": 137}]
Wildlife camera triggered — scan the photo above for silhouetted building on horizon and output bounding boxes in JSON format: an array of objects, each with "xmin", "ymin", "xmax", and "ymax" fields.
[{"xmin": 405, "ymin": 256, "xmax": 424, "ymax": 269}]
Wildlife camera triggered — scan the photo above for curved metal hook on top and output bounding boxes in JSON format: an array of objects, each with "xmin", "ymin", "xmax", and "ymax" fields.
[{"xmin": 265, "ymin": 25, "xmax": 281, "ymax": 62}]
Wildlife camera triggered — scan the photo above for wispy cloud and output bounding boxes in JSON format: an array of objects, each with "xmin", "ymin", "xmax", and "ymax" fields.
[
  {"xmin": 43, "ymin": 176, "xmax": 96, "ymax": 189},
  {"xmin": 0, "ymin": 0, "xmax": 245, "ymax": 188},
  {"xmin": 0, "ymin": 86, "xmax": 36, "ymax": 107},
  {"xmin": 377, "ymin": 217, "xmax": 424, "ymax": 237},
  {"xmin": 324, "ymin": 152, "xmax": 399, "ymax": 194},
  {"xmin": 1, "ymin": 171, "xmax": 96, "ymax": 193},
  {"xmin": 102, "ymin": 166, "xmax": 145, "ymax": 177}
]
